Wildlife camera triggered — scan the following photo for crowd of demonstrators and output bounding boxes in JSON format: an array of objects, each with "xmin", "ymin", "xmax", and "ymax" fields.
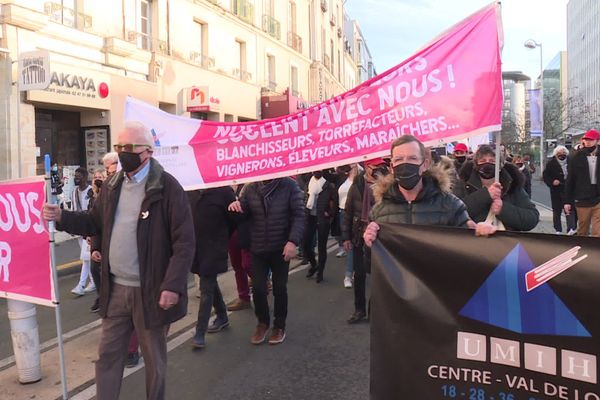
[
  {"xmin": 564, "ymin": 129, "xmax": 600, "ymax": 237},
  {"xmin": 188, "ymin": 186, "xmax": 237, "ymax": 349},
  {"xmin": 454, "ymin": 144, "xmax": 539, "ymax": 231},
  {"xmin": 43, "ymin": 121, "xmax": 195, "ymax": 400},
  {"xmin": 303, "ymin": 170, "xmax": 338, "ymax": 283},
  {"xmin": 228, "ymin": 176, "xmax": 305, "ymax": 345},
  {"xmin": 70, "ymin": 167, "xmax": 95, "ymax": 296},
  {"xmin": 341, "ymin": 158, "xmax": 389, "ymax": 324},
  {"xmin": 226, "ymin": 184, "xmax": 253, "ymax": 311},
  {"xmin": 41, "ymin": 120, "xmax": 600, "ymax": 399},
  {"xmin": 543, "ymin": 145, "xmax": 577, "ymax": 235}
]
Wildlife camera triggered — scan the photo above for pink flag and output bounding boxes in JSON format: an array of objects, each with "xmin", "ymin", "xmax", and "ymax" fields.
[
  {"xmin": 126, "ymin": 2, "xmax": 503, "ymax": 189},
  {"xmin": 0, "ymin": 177, "xmax": 54, "ymax": 307}
]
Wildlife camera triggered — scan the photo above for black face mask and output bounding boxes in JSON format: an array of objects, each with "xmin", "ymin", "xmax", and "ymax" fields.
[
  {"xmin": 583, "ymin": 145, "xmax": 597, "ymax": 155},
  {"xmin": 477, "ymin": 163, "xmax": 496, "ymax": 180},
  {"xmin": 74, "ymin": 178, "xmax": 82, "ymax": 186},
  {"xmin": 393, "ymin": 163, "xmax": 422, "ymax": 190},
  {"xmin": 118, "ymin": 152, "xmax": 143, "ymax": 172},
  {"xmin": 557, "ymin": 155, "xmax": 567, "ymax": 161},
  {"xmin": 313, "ymin": 172, "xmax": 323, "ymax": 179},
  {"xmin": 516, "ymin": 163, "xmax": 524, "ymax": 168},
  {"xmin": 94, "ymin": 179, "xmax": 103, "ymax": 188},
  {"xmin": 455, "ymin": 156, "xmax": 466, "ymax": 164}
]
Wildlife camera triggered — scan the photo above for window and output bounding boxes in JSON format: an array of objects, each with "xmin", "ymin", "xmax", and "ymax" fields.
[
  {"xmin": 48, "ymin": 0, "xmax": 76, "ymax": 28},
  {"xmin": 291, "ymin": 66, "xmax": 299, "ymax": 96},
  {"xmin": 236, "ymin": 40, "xmax": 248, "ymax": 80},
  {"xmin": 138, "ymin": 0, "xmax": 152, "ymax": 50},
  {"xmin": 267, "ymin": 54, "xmax": 276, "ymax": 89},
  {"xmin": 289, "ymin": 1, "xmax": 297, "ymax": 33},
  {"xmin": 264, "ymin": 0, "xmax": 274, "ymax": 16},
  {"xmin": 330, "ymin": 39, "xmax": 334, "ymax": 73},
  {"xmin": 190, "ymin": 20, "xmax": 210, "ymax": 67}
]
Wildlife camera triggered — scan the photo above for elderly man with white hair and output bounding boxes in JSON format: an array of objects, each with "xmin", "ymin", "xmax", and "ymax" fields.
[
  {"xmin": 43, "ymin": 121, "xmax": 195, "ymax": 400},
  {"xmin": 543, "ymin": 145, "xmax": 577, "ymax": 234}
]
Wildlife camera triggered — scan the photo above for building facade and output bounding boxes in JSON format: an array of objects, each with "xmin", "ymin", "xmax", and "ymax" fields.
[
  {"xmin": 567, "ymin": 0, "xmax": 600, "ymax": 126},
  {"xmin": 542, "ymin": 51, "xmax": 568, "ymax": 139},
  {"xmin": 501, "ymin": 71, "xmax": 531, "ymax": 145},
  {"xmin": 0, "ymin": 0, "xmax": 374, "ymax": 180},
  {"xmin": 343, "ymin": 14, "xmax": 376, "ymax": 85}
]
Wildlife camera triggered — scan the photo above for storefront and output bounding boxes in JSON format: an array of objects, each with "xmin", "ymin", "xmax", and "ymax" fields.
[{"xmin": 26, "ymin": 63, "xmax": 111, "ymax": 175}]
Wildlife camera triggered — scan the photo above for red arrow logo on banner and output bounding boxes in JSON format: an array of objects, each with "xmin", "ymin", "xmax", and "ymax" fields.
[{"xmin": 525, "ymin": 246, "xmax": 587, "ymax": 292}]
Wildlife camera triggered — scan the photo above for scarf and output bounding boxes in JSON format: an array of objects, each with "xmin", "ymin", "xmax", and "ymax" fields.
[
  {"xmin": 306, "ymin": 176, "xmax": 326, "ymax": 209},
  {"xmin": 557, "ymin": 157, "xmax": 568, "ymax": 178}
]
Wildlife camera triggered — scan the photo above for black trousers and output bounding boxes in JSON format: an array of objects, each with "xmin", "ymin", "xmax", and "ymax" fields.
[
  {"xmin": 550, "ymin": 189, "xmax": 577, "ymax": 232},
  {"xmin": 251, "ymin": 251, "xmax": 290, "ymax": 329},
  {"xmin": 196, "ymin": 274, "xmax": 227, "ymax": 335},
  {"xmin": 353, "ymin": 244, "xmax": 369, "ymax": 313},
  {"xmin": 302, "ymin": 215, "xmax": 331, "ymax": 275}
]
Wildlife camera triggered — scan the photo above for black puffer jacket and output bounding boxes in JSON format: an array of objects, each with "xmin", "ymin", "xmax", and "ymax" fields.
[
  {"xmin": 188, "ymin": 187, "xmax": 237, "ymax": 277},
  {"xmin": 341, "ymin": 173, "xmax": 372, "ymax": 246},
  {"xmin": 370, "ymin": 166, "xmax": 470, "ymax": 227},
  {"xmin": 455, "ymin": 161, "xmax": 539, "ymax": 231},
  {"xmin": 239, "ymin": 178, "xmax": 305, "ymax": 254},
  {"xmin": 303, "ymin": 179, "xmax": 339, "ymax": 223},
  {"xmin": 564, "ymin": 149, "xmax": 600, "ymax": 207}
]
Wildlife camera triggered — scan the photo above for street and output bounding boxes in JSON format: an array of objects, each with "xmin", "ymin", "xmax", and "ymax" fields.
[
  {"xmin": 0, "ymin": 247, "xmax": 370, "ymax": 400},
  {"xmin": 0, "ymin": 177, "xmax": 559, "ymax": 400},
  {"xmin": 118, "ymin": 256, "xmax": 369, "ymax": 400}
]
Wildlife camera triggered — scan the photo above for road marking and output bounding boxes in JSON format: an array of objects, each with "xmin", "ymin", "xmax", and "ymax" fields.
[{"xmin": 57, "ymin": 260, "xmax": 82, "ymax": 271}]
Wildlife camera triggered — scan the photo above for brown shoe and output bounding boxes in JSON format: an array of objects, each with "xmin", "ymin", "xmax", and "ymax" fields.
[
  {"xmin": 268, "ymin": 328, "xmax": 286, "ymax": 345},
  {"xmin": 251, "ymin": 323, "xmax": 269, "ymax": 345},
  {"xmin": 227, "ymin": 298, "xmax": 252, "ymax": 311}
]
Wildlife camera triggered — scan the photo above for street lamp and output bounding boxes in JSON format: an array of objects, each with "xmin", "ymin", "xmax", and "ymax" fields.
[{"xmin": 524, "ymin": 38, "xmax": 544, "ymax": 175}]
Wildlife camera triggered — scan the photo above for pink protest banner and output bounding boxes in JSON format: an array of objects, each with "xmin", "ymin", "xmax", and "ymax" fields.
[
  {"xmin": 0, "ymin": 177, "xmax": 54, "ymax": 307},
  {"xmin": 125, "ymin": 2, "xmax": 503, "ymax": 190}
]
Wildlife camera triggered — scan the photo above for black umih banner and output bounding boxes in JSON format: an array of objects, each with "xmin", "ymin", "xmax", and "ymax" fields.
[{"xmin": 370, "ymin": 224, "xmax": 599, "ymax": 400}]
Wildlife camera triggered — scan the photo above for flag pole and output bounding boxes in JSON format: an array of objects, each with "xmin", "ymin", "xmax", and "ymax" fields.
[{"xmin": 45, "ymin": 155, "xmax": 69, "ymax": 399}]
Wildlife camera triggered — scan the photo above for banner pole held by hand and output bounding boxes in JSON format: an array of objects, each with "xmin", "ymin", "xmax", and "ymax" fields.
[{"xmin": 45, "ymin": 154, "xmax": 69, "ymax": 399}]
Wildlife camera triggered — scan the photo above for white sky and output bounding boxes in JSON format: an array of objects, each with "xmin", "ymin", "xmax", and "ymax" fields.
[{"xmin": 345, "ymin": 0, "xmax": 568, "ymax": 80}]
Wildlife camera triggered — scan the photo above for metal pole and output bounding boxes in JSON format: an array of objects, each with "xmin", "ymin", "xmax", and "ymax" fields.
[
  {"xmin": 45, "ymin": 155, "xmax": 69, "ymax": 399},
  {"xmin": 539, "ymin": 43, "xmax": 544, "ymax": 176}
]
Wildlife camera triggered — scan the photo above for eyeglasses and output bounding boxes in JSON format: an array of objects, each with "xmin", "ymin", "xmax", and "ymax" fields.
[{"xmin": 113, "ymin": 143, "xmax": 151, "ymax": 153}]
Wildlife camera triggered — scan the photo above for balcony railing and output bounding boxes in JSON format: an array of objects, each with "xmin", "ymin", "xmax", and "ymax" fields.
[
  {"xmin": 126, "ymin": 31, "xmax": 168, "ymax": 54},
  {"xmin": 287, "ymin": 31, "xmax": 302, "ymax": 53},
  {"xmin": 232, "ymin": 0, "xmax": 254, "ymax": 24},
  {"xmin": 322, "ymin": 53, "xmax": 331, "ymax": 70},
  {"xmin": 44, "ymin": 2, "xmax": 92, "ymax": 31},
  {"xmin": 320, "ymin": 0, "xmax": 328, "ymax": 12},
  {"xmin": 189, "ymin": 51, "xmax": 216, "ymax": 69},
  {"xmin": 232, "ymin": 68, "xmax": 252, "ymax": 81},
  {"xmin": 262, "ymin": 15, "xmax": 281, "ymax": 40}
]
